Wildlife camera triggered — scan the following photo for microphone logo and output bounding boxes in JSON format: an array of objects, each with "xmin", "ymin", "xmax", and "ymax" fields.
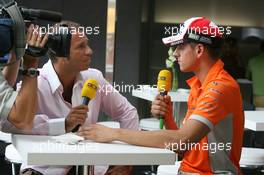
[
  {"xmin": 157, "ymin": 69, "xmax": 172, "ymax": 94},
  {"xmin": 81, "ymin": 79, "xmax": 98, "ymax": 101}
]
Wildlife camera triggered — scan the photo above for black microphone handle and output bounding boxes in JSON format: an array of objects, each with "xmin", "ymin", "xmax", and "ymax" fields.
[
  {"xmin": 71, "ymin": 124, "xmax": 81, "ymax": 132},
  {"xmin": 71, "ymin": 97, "xmax": 90, "ymax": 132},
  {"xmin": 82, "ymin": 96, "xmax": 90, "ymax": 105},
  {"xmin": 159, "ymin": 91, "xmax": 168, "ymax": 96}
]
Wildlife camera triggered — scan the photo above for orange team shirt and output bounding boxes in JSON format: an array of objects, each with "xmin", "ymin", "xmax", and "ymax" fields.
[{"xmin": 179, "ymin": 59, "xmax": 244, "ymax": 175}]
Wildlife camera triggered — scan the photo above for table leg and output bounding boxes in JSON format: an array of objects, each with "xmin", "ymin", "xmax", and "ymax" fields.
[
  {"xmin": 11, "ymin": 163, "xmax": 16, "ymax": 175},
  {"xmin": 90, "ymin": 166, "xmax": 94, "ymax": 175},
  {"xmin": 84, "ymin": 165, "xmax": 94, "ymax": 175},
  {"xmin": 75, "ymin": 165, "xmax": 79, "ymax": 175},
  {"xmin": 83, "ymin": 165, "xmax": 87, "ymax": 175}
]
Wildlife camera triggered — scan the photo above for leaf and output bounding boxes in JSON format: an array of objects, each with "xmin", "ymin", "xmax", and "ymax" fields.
[
  {"xmin": 168, "ymin": 55, "xmax": 176, "ymax": 62},
  {"xmin": 168, "ymin": 47, "xmax": 174, "ymax": 56},
  {"xmin": 167, "ymin": 47, "xmax": 176, "ymax": 62},
  {"xmin": 166, "ymin": 59, "xmax": 173, "ymax": 68}
]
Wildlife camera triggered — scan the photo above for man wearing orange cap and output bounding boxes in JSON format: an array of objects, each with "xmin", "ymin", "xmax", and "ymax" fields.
[{"xmin": 78, "ymin": 17, "xmax": 245, "ymax": 175}]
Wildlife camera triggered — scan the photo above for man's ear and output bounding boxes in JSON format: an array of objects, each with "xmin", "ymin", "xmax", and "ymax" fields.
[{"xmin": 196, "ymin": 43, "xmax": 205, "ymax": 58}]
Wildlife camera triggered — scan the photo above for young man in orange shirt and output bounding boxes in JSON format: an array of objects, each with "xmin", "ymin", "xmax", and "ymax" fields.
[{"xmin": 78, "ymin": 17, "xmax": 245, "ymax": 175}]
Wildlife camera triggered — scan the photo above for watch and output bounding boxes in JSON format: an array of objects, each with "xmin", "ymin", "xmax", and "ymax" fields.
[{"xmin": 21, "ymin": 68, "xmax": 40, "ymax": 77}]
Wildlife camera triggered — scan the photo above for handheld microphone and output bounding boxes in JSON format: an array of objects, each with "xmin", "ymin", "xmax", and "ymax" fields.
[
  {"xmin": 71, "ymin": 79, "xmax": 98, "ymax": 132},
  {"xmin": 20, "ymin": 7, "xmax": 62, "ymax": 22},
  {"xmin": 157, "ymin": 70, "xmax": 171, "ymax": 129}
]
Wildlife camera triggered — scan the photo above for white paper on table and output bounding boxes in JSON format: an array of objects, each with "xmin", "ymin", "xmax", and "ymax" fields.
[{"xmin": 51, "ymin": 132, "xmax": 84, "ymax": 145}]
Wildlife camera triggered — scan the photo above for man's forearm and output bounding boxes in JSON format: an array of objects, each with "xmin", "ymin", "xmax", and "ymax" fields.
[
  {"xmin": 8, "ymin": 76, "xmax": 38, "ymax": 129},
  {"xmin": 115, "ymin": 129, "xmax": 182, "ymax": 149},
  {"xmin": 7, "ymin": 57, "xmax": 38, "ymax": 129},
  {"xmin": 113, "ymin": 119, "xmax": 210, "ymax": 153},
  {"xmin": 6, "ymin": 23, "xmax": 48, "ymax": 129}
]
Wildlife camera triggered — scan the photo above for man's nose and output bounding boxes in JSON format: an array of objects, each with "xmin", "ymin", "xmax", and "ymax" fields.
[
  {"xmin": 173, "ymin": 49, "xmax": 179, "ymax": 60},
  {"xmin": 86, "ymin": 46, "xmax": 93, "ymax": 55}
]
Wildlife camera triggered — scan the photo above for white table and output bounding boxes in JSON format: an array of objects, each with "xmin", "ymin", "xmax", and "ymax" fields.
[
  {"xmin": 244, "ymin": 111, "xmax": 264, "ymax": 131},
  {"xmin": 12, "ymin": 134, "xmax": 176, "ymax": 175},
  {"xmin": 132, "ymin": 86, "xmax": 189, "ymax": 127},
  {"xmin": 132, "ymin": 86, "xmax": 189, "ymax": 102}
]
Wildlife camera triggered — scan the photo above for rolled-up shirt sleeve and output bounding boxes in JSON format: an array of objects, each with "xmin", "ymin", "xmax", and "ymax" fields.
[
  {"xmin": 0, "ymin": 72, "xmax": 18, "ymax": 121},
  {"xmin": 1, "ymin": 114, "xmax": 66, "ymax": 135},
  {"xmin": 14, "ymin": 80, "xmax": 66, "ymax": 135},
  {"xmin": 48, "ymin": 118, "xmax": 66, "ymax": 135}
]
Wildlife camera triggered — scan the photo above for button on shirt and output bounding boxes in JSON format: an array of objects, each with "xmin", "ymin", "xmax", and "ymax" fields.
[{"xmin": 2, "ymin": 60, "xmax": 139, "ymax": 175}]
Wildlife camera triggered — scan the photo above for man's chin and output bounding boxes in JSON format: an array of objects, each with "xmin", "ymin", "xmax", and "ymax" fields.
[
  {"xmin": 81, "ymin": 66, "xmax": 89, "ymax": 71},
  {"xmin": 179, "ymin": 67, "xmax": 186, "ymax": 72},
  {"xmin": 180, "ymin": 66, "xmax": 192, "ymax": 72}
]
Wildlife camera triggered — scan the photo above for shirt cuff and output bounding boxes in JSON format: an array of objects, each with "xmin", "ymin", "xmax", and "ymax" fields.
[
  {"xmin": 48, "ymin": 118, "xmax": 66, "ymax": 135},
  {"xmin": 189, "ymin": 114, "xmax": 214, "ymax": 130}
]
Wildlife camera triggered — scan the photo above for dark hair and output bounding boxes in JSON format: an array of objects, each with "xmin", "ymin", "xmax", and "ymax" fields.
[
  {"xmin": 47, "ymin": 20, "xmax": 81, "ymax": 63},
  {"xmin": 189, "ymin": 41, "xmax": 222, "ymax": 60}
]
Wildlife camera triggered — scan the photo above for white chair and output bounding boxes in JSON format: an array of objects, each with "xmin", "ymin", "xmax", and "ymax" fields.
[
  {"xmin": 240, "ymin": 147, "xmax": 264, "ymax": 172},
  {"xmin": 255, "ymin": 107, "xmax": 264, "ymax": 111},
  {"xmin": 0, "ymin": 131, "xmax": 12, "ymax": 143},
  {"xmin": 5, "ymin": 144, "xmax": 23, "ymax": 175},
  {"xmin": 157, "ymin": 161, "xmax": 181, "ymax": 175}
]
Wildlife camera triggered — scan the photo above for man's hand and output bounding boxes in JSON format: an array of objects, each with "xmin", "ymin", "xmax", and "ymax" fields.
[
  {"xmin": 23, "ymin": 24, "xmax": 48, "ymax": 68},
  {"xmin": 151, "ymin": 95, "xmax": 173, "ymax": 120},
  {"xmin": 65, "ymin": 105, "xmax": 88, "ymax": 132},
  {"xmin": 105, "ymin": 166, "xmax": 133, "ymax": 175},
  {"xmin": 77, "ymin": 124, "xmax": 117, "ymax": 143},
  {"xmin": 151, "ymin": 95, "xmax": 178, "ymax": 129}
]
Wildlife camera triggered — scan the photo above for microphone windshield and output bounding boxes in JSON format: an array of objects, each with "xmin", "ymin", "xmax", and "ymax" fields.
[
  {"xmin": 157, "ymin": 70, "xmax": 171, "ymax": 92},
  {"xmin": 81, "ymin": 79, "xmax": 98, "ymax": 100}
]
